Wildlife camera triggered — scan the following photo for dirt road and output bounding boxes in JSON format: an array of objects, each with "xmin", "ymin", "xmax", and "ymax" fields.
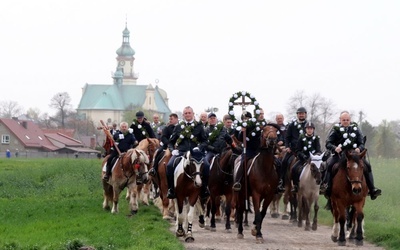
[{"xmin": 170, "ymin": 211, "xmax": 385, "ymax": 250}]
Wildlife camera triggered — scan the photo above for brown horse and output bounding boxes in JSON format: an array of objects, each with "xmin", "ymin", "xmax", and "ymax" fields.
[
  {"xmin": 203, "ymin": 145, "xmax": 238, "ymax": 232},
  {"xmin": 235, "ymin": 124, "xmax": 280, "ymax": 243},
  {"xmin": 330, "ymin": 150, "xmax": 368, "ymax": 246},
  {"xmin": 173, "ymin": 151, "xmax": 204, "ymax": 242},
  {"xmin": 132, "ymin": 138, "xmax": 160, "ymax": 205},
  {"xmin": 151, "ymin": 148, "xmax": 174, "ymax": 220},
  {"xmin": 102, "ymin": 148, "xmax": 150, "ymax": 214}
]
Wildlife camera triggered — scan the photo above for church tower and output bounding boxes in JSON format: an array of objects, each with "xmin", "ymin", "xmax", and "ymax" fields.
[{"xmin": 115, "ymin": 23, "xmax": 138, "ymax": 85}]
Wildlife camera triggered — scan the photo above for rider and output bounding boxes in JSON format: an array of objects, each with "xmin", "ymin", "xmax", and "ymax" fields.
[
  {"xmin": 321, "ymin": 111, "xmax": 382, "ymax": 210},
  {"xmin": 130, "ymin": 111, "xmax": 156, "ymax": 143},
  {"xmin": 166, "ymin": 106, "xmax": 209, "ymax": 199},
  {"xmin": 148, "ymin": 113, "xmax": 179, "ymax": 177},
  {"xmin": 204, "ymin": 113, "xmax": 234, "ymax": 166},
  {"xmin": 291, "ymin": 122, "xmax": 322, "ymax": 193},
  {"xmin": 279, "ymin": 107, "xmax": 308, "ymax": 192},
  {"xmin": 103, "ymin": 122, "xmax": 137, "ymax": 181}
]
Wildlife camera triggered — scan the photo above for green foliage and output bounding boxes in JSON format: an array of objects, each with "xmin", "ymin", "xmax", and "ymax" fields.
[{"xmin": 0, "ymin": 158, "xmax": 183, "ymax": 250}]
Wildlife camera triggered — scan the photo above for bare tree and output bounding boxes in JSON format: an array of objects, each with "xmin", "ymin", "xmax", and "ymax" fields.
[
  {"xmin": 0, "ymin": 100, "xmax": 23, "ymax": 118},
  {"xmin": 49, "ymin": 92, "xmax": 72, "ymax": 128},
  {"xmin": 26, "ymin": 107, "xmax": 41, "ymax": 121}
]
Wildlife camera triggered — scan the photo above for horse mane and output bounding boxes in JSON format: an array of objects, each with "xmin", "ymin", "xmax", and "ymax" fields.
[{"xmin": 129, "ymin": 148, "xmax": 150, "ymax": 164}]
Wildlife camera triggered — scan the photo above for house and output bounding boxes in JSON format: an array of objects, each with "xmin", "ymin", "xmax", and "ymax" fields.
[
  {"xmin": 0, "ymin": 117, "xmax": 99, "ymax": 157},
  {"xmin": 76, "ymin": 23, "xmax": 171, "ymax": 127}
]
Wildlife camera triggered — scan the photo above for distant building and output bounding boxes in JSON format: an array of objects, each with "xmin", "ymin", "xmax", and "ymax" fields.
[{"xmin": 77, "ymin": 23, "xmax": 171, "ymax": 126}]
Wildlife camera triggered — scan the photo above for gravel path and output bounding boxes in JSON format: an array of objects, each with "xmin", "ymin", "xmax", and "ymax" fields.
[{"xmin": 169, "ymin": 210, "xmax": 385, "ymax": 250}]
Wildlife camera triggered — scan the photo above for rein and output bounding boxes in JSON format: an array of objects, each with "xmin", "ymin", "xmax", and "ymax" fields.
[
  {"xmin": 184, "ymin": 158, "xmax": 203, "ymax": 181},
  {"xmin": 120, "ymin": 154, "xmax": 142, "ymax": 188}
]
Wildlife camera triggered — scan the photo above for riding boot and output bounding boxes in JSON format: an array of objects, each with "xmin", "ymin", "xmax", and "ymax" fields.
[
  {"xmin": 320, "ymin": 171, "xmax": 331, "ymax": 196},
  {"xmin": 201, "ymin": 174, "xmax": 210, "ymax": 199},
  {"xmin": 166, "ymin": 172, "xmax": 175, "ymax": 199},
  {"xmin": 232, "ymin": 163, "xmax": 243, "ymax": 191},
  {"xmin": 290, "ymin": 164, "xmax": 298, "ymax": 193},
  {"xmin": 324, "ymin": 198, "xmax": 332, "ymax": 211},
  {"xmin": 365, "ymin": 172, "xmax": 382, "ymax": 200},
  {"xmin": 275, "ymin": 157, "xmax": 285, "ymax": 193}
]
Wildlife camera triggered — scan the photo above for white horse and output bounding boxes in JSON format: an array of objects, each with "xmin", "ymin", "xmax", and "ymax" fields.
[{"xmin": 297, "ymin": 152, "xmax": 324, "ymax": 231}]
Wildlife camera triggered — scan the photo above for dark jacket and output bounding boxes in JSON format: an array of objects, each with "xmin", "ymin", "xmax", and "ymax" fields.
[
  {"xmin": 295, "ymin": 133, "xmax": 321, "ymax": 161},
  {"xmin": 160, "ymin": 123, "xmax": 176, "ymax": 149},
  {"xmin": 130, "ymin": 120, "xmax": 156, "ymax": 142},
  {"xmin": 113, "ymin": 130, "xmax": 137, "ymax": 152},
  {"xmin": 237, "ymin": 124, "xmax": 261, "ymax": 154},
  {"xmin": 325, "ymin": 122, "xmax": 365, "ymax": 155},
  {"xmin": 285, "ymin": 119, "xmax": 307, "ymax": 151},
  {"xmin": 168, "ymin": 121, "xmax": 208, "ymax": 152},
  {"xmin": 205, "ymin": 123, "xmax": 231, "ymax": 153}
]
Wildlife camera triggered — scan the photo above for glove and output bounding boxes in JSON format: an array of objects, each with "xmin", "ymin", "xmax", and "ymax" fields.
[
  {"xmin": 172, "ymin": 150, "xmax": 179, "ymax": 156},
  {"xmin": 193, "ymin": 147, "xmax": 200, "ymax": 152},
  {"xmin": 128, "ymin": 128, "xmax": 133, "ymax": 134}
]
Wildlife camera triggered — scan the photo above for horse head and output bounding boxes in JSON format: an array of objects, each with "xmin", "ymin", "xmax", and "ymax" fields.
[
  {"xmin": 184, "ymin": 150, "xmax": 203, "ymax": 188},
  {"xmin": 344, "ymin": 149, "xmax": 367, "ymax": 195},
  {"xmin": 308, "ymin": 152, "xmax": 324, "ymax": 185},
  {"xmin": 130, "ymin": 149, "xmax": 150, "ymax": 184},
  {"xmin": 261, "ymin": 123, "xmax": 279, "ymax": 148}
]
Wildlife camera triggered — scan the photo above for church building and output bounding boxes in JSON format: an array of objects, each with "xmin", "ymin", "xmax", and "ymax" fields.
[{"xmin": 77, "ymin": 24, "xmax": 171, "ymax": 126}]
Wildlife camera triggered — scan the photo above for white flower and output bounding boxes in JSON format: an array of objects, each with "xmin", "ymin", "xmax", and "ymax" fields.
[
  {"xmin": 128, "ymin": 128, "xmax": 133, "ymax": 133},
  {"xmin": 350, "ymin": 133, "xmax": 356, "ymax": 138},
  {"xmin": 179, "ymin": 134, "xmax": 184, "ymax": 139},
  {"xmin": 234, "ymin": 120, "xmax": 238, "ymax": 124},
  {"xmin": 251, "ymin": 118, "xmax": 256, "ymax": 123},
  {"xmin": 254, "ymin": 101, "xmax": 259, "ymax": 106},
  {"xmin": 180, "ymin": 124, "xmax": 185, "ymax": 129},
  {"xmin": 241, "ymin": 91, "xmax": 247, "ymax": 96},
  {"xmin": 246, "ymin": 137, "xmax": 250, "ymax": 141},
  {"xmin": 251, "ymin": 132, "xmax": 256, "ymax": 136},
  {"xmin": 233, "ymin": 94, "xmax": 238, "ymax": 98},
  {"xmin": 190, "ymin": 135, "xmax": 194, "ymax": 139},
  {"xmin": 303, "ymin": 146, "xmax": 307, "ymax": 151},
  {"xmin": 229, "ymin": 110, "xmax": 235, "ymax": 115},
  {"xmin": 255, "ymin": 109, "xmax": 260, "ymax": 114},
  {"xmin": 138, "ymin": 124, "xmax": 142, "ymax": 129},
  {"xmin": 308, "ymin": 141, "xmax": 312, "ymax": 145},
  {"xmin": 142, "ymin": 131, "xmax": 145, "ymax": 135},
  {"xmin": 208, "ymin": 132, "xmax": 212, "ymax": 136},
  {"xmin": 340, "ymin": 127, "xmax": 345, "ymax": 132},
  {"xmin": 229, "ymin": 102, "xmax": 233, "ymax": 107},
  {"xmin": 353, "ymin": 143, "xmax": 358, "ymax": 148},
  {"xmin": 236, "ymin": 126, "xmax": 242, "ymax": 131},
  {"xmin": 353, "ymin": 127, "xmax": 358, "ymax": 131},
  {"xmin": 242, "ymin": 122, "xmax": 247, "ymax": 127},
  {"xmin": 256, "ymin": 126, "xmax": 260, "ymax": 131},
  {"xmin": 343, "ymin": 133, "xmax": 348, "ymax": 139},
  {"xmin": 250, "ymin": 94, "xmax": 255, "ymax": 98},
  {"xmin": 299, "ymin": 129, "xmax": 304, "ymax": 134}
]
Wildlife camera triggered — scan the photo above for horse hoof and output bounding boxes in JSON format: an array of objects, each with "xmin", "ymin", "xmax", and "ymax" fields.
[
  {"xmin": 130, "ymin": 210, "xmax": 138, "ymax": 215},
  {"xmin": 312, "ymin": 224, "xmax": 317, "ymax": 231},
  {"xmin": 281, "ymin": 214, "xmax": 289, "ymax": 220},
  {"xmin": 225, "ymin": 229, "xmax": 232, "ymax": 233},
  {"xmin": 210, "ymin": 227, "xmax": 216, "ymax": 232},
  {"xmin": 338, "ymin": 240, "xmax": 346, "ymax": 246},
  {"xmin": 204, "ymin": 225, "xmax": 210, "ymax": 230},
  {"xmin": 185, "ymin": 236, "xmax": 195, "ymax": 242},
  {"xmin": 356, "ymin": 240, "xmax": 363, "ymax": 246},
  {"xmin": 256, "ymin": 236, "xmax": 264, "ymax": 244},
  {"xmin": 176, "ymin": 229, "xmax": 185, "ymax": 237},
  {"xmin": 271, "ymin": 213, "xmax": 279, "ymax": 218},
  {"xmin": 251, "ymin": 227, "xmax": 257, "ymax": 237},
  {"xmin": 331, "ymin": 235, "xmax": 338, "ymax": 242},
  {"xmin": 237, "ymin": 233, "xmax": 244, "ymax": 239},
  {"xmin": 198, "ymin": 223, "xmax": 205, "ymax": 228}
]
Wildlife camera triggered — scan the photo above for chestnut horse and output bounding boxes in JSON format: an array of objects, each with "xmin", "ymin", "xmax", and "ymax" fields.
[
  {"xmin": 173, "ymin": 150, "xmax": 204, "ymax": 243},
  {"xmin": 203, "ymin": 145, "xmax": 238, "ymax": 232},
  {"xmin": 235, "ymin": 123, "xmax": 280, "ymax": 243},
  {"xmin": 134, "ymin": 138, "xmax": 160, "ymax": 205},
  {"xmin": 101, "ymin": 148, "xmax": 150, "ymax": 215},
  {"xmin": 330, "ymin": 149, "xmax": 368, "ymax": 246},
  {"xmin": 297, "ymin": 152, "xmax": 324, "ymax": 231}
]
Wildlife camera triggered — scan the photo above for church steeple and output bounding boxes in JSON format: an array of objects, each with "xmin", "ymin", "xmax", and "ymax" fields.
[{"xmin": 115, "ymin": 22, "xmax": 137, "ymax": 85}]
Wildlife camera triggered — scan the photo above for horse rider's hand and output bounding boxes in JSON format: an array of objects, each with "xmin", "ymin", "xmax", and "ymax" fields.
[
  {"xmin": 193, "ymin": 147, "xmax": 200, "ymax": 152},
  {"xmin": 335, "ymin": 146, "xmax": 342, "ymax": 154},
  {"xmin": 355, "ymin": 148, "xmax": 360, "ymax": 153},
  {"xmin": 286, "ymin": 148, "xmax": 291, "ymax": 153},
  {"xmin": 172, "ymin": 149, "xmax": 179, "ymax": 156}
]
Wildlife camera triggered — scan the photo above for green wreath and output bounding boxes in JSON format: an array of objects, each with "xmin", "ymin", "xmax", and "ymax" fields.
[{"xmin": 228, "ymin": 91, "xmax": 265, "ymax": 138}]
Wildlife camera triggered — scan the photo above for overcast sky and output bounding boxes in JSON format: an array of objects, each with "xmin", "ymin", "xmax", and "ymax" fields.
[{"xmin": 1, "ymin": 0, "xmax": 399, "ymax": 126}]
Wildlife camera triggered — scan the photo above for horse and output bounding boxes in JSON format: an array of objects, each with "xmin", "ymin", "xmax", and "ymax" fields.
[
  {"xmin": 101, "ymin": 148, "xmax": 150, "ymax": 215},
  {"xmin": 330, "ymin": 149, "xmax": 368, "ymax": 246},
  {"xmin": 130, "ymin": 138, "xmax": 160, "ymax": 206},
  {"xmin": 234, "ymin": 123, "xmax": 280, "ymax": 243},
  {"xmin": 173, "ymin": 150, "xmax": 205, "ymax": 243},
  {"xmin": 269, "ymin": 146, "xmax": 286, "ymax": 219},
  {"xmin": 297, "ymin": 152, "xmax": 324, "ymax": 231},
  {"xmin": 203, "ymin": 145, "xmax": 238, "ymax": 232},
  {"xmin": 151, "ymin": 148, "xmax": 175, "ymax": 220}
]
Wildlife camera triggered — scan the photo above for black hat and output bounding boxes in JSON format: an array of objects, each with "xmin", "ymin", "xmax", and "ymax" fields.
[
  {"xmin": 296, "ymin": 107, "xmax": 307, "ymax": 113},
  {"xmin": 305, "ymin": 122, "xmax": 315, "ymax": 129},
  {"xmin": 208, "ymin": 113, "xmax": 216, "ymax": 118},
  {"xmin": 136, "ymin": 111, "xmax": 144, "ymax": 118},
  {"xmin": 241, "ymin": 111, "xmax": 252, "ymax": 120}
]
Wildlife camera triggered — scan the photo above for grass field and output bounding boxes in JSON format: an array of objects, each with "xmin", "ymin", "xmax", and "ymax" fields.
[{"xmin": 0, "ymin": 157, "xmax": 398, "ymax": 250}]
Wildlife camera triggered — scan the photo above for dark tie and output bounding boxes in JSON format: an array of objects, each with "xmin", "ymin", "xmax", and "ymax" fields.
[{"xmin": 187, "ymin": 122, "xmax": 191, "ymax": 126}]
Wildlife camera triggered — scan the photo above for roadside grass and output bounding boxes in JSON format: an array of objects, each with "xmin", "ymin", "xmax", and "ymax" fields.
[{"xmin": 0, "ymin": 158, "xmax": 183, "ymax": 250}]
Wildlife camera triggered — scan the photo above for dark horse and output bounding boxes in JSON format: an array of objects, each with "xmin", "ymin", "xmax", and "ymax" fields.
[
  {"xmin": 203, "ymin": 145, "xmax": 238, "ymax": 232},
  {"xmin": 235, "ymin": 124, "xmax": 280, "ymax": 243},
  {"xmin": 330, "ymin": 149, "xmax": 368, "ymax": 246},
  {"xmin": 173, "ymin": 150, "xmax": 204, "ymax": 243}
]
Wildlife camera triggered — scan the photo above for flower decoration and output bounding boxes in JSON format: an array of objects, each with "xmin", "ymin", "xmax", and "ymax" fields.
[
  {"xmin": 300, "ymin": 134, "xmax": 320, "ymax": 154},
  {"xmin": 228, "ymin": 91, "xmax": 263, "ymax": 138},
  {"xmin": 174, "ymin": 121, "xmax": 199, "ymax": 147},
  {"xmin": 334, "ymin": 122, "xmax": 359, "ymax": 149},
  {"xmin": 132, "ymin": 119, "xmax": 149, "ymax": 138},
  {"xmin": 207, "ymin": 121, "xmax": 224, "ymax": 144}
]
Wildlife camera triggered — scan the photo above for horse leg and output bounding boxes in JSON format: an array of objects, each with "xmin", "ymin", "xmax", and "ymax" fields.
[
  {"xmin": 312, "ymin": 199, "xmax": 319, "ymax": 231},
  {"xmin": 102, "ymin": 181, "xmax": 113, "ymax": 211},
  {"xmin": 175, "ymin": 199, "xmax": 185, "ymax": 237},
  {"xmin": 304, "ymin": 198, "xmax": 311, "ymax": 231},
  {"xmin": 128, "ymin": 184, "xmax": 139, "ymax": 215},
  {"xmin": 111, "ymin": 186, "xmax": 121, "ymax": 214},
  {"xmin": 185, "ymin": 205, "xmax": 196, "ymax": 242},
  {"xmin": 225, "ymin": 194, "xmax": 233, "ymax": 232},
  {"xmin": 297, "ymin": 194, "xmax": 303, "ymax": 228},
  {"xmin": 355, "ymin": 206, "xmax": 364, "ymax": 246},
  {"xmin": 251, "ymin": 198, "xmax": 264, "ymax": 243}
]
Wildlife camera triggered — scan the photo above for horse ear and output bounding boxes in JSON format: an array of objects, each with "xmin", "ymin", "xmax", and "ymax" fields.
[{"xmin": 360, "ymin": 149, "xmax": 367, "ymax": 158}]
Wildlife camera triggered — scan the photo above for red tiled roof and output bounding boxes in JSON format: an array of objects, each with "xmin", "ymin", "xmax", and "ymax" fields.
[{"xmin": 45, "ymin": 133, "xmax": 83, "ymax": 147}]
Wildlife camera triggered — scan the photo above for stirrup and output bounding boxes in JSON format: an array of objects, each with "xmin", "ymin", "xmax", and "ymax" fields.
[
  {"xmin": 167, "ymin": 189, "xmax": 175, "ymax": 199},
  {"xmin": 148, "ymin": 168, "xmax": 156, "ymax": 177},
  {"xmin": 232, "ymin": 182, "xmax": 241, "ymax": 191}
]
